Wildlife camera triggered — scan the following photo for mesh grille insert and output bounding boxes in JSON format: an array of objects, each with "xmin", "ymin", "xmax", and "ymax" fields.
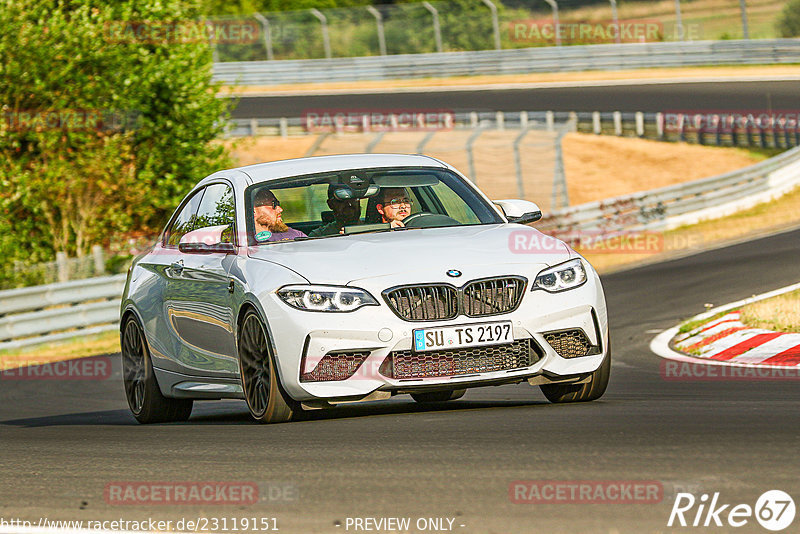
[
  {"xmin": 379, "ymin": 338, "xmax": 542, "ymax": 380},
  {"xmin": 300, "ymin": 351, "xmax": 370, "ymax": 382},
  {"xmin": 543, "ymin": 329, "xmax": 598, "ymax": 359}
]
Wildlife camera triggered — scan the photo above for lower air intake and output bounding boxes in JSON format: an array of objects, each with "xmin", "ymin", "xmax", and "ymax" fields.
[
  {"xmin": 543, "ymin": 329, "xmax": 600, "ymax": 359},
  {"xmin": 300, "ymin": 351, "xmax": 370, "ymax": 382},
  {"xmin": 379, "ymin": 339, "xmax": 543, "ymax": 380}
]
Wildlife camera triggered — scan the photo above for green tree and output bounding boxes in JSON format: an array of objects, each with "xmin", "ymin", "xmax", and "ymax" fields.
[
  {"xmin": 777, "ymin": 0, "xmax": 800, "ymax": 37},
  {"xmin": 0, "ymin": 0, "xmax": 231, "ymax": 286}
]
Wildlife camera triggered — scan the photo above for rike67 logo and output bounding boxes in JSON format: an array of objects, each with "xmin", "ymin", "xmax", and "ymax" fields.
[{"xmin": 668, "ymin": 490, "xmax": 795, "ymax": 531}]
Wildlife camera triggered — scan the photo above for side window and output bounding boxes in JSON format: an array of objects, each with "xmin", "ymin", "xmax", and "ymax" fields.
[
  {"xmin": 194, "ymin": 183, "xmax": 235, "ymax": 243},
  {"xmin": 165, "ymin": 188, "xmax": 205, "ymax": 246}
]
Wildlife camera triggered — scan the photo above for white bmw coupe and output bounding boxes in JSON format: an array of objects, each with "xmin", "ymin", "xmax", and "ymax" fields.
[{"xmin": 120, "ymin": 154, "xmax": 609, "ymax": 423}]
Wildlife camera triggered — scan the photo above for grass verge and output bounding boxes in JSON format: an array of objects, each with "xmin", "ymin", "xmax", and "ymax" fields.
[
  {"xmin": 740, "ymin": 289, "xmax": 800, "ymax": 333},
  {"xmin": 0, "ymin": 330, "xmax": 119, "ymax": 371}
]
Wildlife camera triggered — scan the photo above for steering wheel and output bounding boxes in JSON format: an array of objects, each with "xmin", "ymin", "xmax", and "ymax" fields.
[{"xmin": 401, "ymin": 212, "xmax": 461, "ymax": 228}]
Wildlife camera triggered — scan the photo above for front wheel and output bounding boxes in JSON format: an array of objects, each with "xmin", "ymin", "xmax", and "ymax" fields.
[
  {"xmin": 540, "ymin": 343, "xmax": 611, "ymax": 404},
  {"xmin": 238, "ymin": 310, "xmax": 299, "ymax": 423},
  {"xmin": 121, "ymin": 316, "xmax": 193, "ymax": 424}
]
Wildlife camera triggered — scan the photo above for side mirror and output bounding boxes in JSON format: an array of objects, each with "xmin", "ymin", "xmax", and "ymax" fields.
[
  {"xmin": 178, "ymin": 225, "xmax": 236, "ymax": 254},
  {"xmin": 494, "ymin": 199, "xmax": 542, "ymax": 224}
]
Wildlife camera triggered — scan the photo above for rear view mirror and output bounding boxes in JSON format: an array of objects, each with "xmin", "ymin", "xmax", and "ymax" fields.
[{"xmin": 494, "ymin": 199, "xmax": 542, "ymax": 224}]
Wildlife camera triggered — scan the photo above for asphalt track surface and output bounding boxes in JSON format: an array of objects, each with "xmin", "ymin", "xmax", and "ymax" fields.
[
  {"xmin": 1, "ymin": 226, "xmax": 799, "ymax": 533},
  {"xmin": 229, "ymin": 80, "xmax": 800, "ymax": 119}
]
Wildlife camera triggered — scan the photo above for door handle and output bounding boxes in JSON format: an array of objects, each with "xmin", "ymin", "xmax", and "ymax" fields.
[{"xmin": 170, "ymin": 261, "xmax": 184, "ymax": 274}]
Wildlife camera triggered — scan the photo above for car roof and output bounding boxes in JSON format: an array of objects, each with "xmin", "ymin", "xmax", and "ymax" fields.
[{"xmin": 199, "ymin": 153, "xmax": 449, "ymax": 189}]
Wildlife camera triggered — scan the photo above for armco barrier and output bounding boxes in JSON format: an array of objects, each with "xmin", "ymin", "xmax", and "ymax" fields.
[
  {"xmin": 1, "ymin": 146, "xmax": 799, "ymax": 350},
  {"xmin": 212, "ymin": 39, "xmax": 800, "ymax": 85},
  {"xmin": 0, "ymin": 274, "xmax": 126, "ymax": 351},
  {"xmin": 536, "ymin": 145, "xmax": 800, "ymax": 236}
]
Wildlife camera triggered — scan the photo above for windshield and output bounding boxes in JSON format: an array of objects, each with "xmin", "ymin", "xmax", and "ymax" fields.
[{"xmin": 245, "ymin": 166, "xmax": 503, "ymax": 245}]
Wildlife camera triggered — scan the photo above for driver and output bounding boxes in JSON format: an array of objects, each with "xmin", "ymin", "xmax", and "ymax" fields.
[
  {"xmin": 376, "ymin": 187, "xmax": 412, "ymax": 229},
  {"xmin": 309, "ymin": 185, "xmax": 362, "ymax": 237}
]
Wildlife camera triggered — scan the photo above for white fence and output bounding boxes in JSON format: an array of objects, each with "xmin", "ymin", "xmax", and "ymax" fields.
[
  {"xmin": 213, "ymin": 39, "xmax": 800, "ymax": 85},
  {"xmin": 227, "ymin": 110, "xmax": 800, "ymax": 149}
]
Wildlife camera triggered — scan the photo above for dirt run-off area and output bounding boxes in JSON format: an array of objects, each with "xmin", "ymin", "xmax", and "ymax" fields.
[{"xmin": 220, "ymin": 133, "xmax": 764, "ymax": 206}]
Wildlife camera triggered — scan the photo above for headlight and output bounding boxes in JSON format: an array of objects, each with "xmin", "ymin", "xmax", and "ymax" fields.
[
  {"xmin": 533, "ymin": 259, "xmax": 587, "ymax": 293},
  {"xmin": 277, "ymin": 285, "xmax": 379, "ymax": 312}
]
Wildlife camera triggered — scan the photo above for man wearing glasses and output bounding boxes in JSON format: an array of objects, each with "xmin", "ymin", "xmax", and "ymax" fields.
[
  {"xmin": 309, "ymin": 185, "xmax": 362, "ymax": 237},
  {"xmin": 376, "ymin": 187, "xmax": 413, "ymax": 228},
  {"xmin": 252, "ymin": 189, "xmax": 307, "ymax": 242}
]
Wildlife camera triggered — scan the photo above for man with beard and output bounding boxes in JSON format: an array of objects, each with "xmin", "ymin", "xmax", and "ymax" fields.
[
  {"xmin": 376, "ymin": 187, "xmax": 412, "ymax": 228},
  {"xmin": 309, "ymin": 185, "xmax": 362, "ymax": 237},
  {"xmin": 252, "ymin": 188, "xmax": 307, "ymax": 242}
]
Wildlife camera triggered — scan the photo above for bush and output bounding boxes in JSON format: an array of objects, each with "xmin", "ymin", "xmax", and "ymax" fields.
[
  {"xmin": 0, "ymin": 0, "xmax": 231, "ymax": 287},
  {"xmin": 777, "ymin": 0, "xmax": 800, "ymax": 37}
]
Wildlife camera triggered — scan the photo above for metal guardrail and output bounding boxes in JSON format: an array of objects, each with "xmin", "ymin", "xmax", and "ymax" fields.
[
  {"xmin": 0, "ymin": 274, "xmax": 126, "ymax": 351},
  {"xmin": 213, "ymin": 39, "xmax": 800, "ymax": 85},
  {"xmin": 1, "ymin": 145, "xmax": 799, "ymax": 350},
  {"xmin": 536, "ymin": 145, "xmax": 800, "ymax": 236}
]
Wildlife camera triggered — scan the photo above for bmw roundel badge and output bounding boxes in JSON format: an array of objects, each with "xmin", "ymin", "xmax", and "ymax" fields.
[{"xmin": 446, "ymin": 269, "xmax": 462, "ymax": 278}]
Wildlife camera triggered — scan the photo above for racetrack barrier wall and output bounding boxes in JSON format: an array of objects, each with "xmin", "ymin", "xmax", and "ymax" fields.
[
  {"xmin": 0, "ymin": 274, "xmax": 126, "ymax": 351},
  {"xmin": 213, "ymin": 39, "xmax": 800, "ymax": 85}
]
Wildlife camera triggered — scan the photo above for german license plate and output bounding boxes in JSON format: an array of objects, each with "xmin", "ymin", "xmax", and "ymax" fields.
[{"xmin": 412, "ymin": 321, "xmax": 513, "ymax": 352}]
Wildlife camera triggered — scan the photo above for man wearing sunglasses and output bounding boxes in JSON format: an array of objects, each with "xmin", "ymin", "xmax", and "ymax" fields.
[
  {"xmin": 376, "ymin": 187, "xmax": 413, "ymax": 229},
  {"xmin": 253, "ymin": 189, "xmax": 307, "ymax": 242},
  {"xmin": 308, "ymin": 184, "xmax": 362, "ymax": 237}
]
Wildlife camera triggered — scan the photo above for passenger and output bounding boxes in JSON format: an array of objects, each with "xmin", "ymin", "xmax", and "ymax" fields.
[
  {"xmin": 252, "ymin": 189, "xmax": 307, "ymax": 242},
  {"xmin": 308, "ymin": 185, "xmax": 362, "ymax": 237},
  {"xmin": 376, "ymin": 187, "xmax": 413, "ymax": 228}
]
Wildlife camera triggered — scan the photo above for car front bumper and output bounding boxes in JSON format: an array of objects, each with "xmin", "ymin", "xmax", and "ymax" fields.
[{"xmin": 260, "ymin": 265, "xmax": 609, "ymax": 403}]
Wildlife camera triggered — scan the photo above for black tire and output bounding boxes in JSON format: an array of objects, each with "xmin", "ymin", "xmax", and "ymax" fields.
[
  {"xmin": 411, "ymin": 389, "xmax": 466, "ymax": 403},
  {"xmin": 238, "ymin": 310, "xmax": 299, "ymax": 423},
  {"xmin": 540, "ymin": 343, "xmax": 611, "ymax": 404},
  {"xmin": 121, "ymin": 316, "xmax": 193, "ymax": 424}
]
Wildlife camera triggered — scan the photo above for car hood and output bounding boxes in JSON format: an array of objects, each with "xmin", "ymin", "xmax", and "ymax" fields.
[{"xmin": 247, "ymin": 224, "xmax": 572, "ymax": 285}]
